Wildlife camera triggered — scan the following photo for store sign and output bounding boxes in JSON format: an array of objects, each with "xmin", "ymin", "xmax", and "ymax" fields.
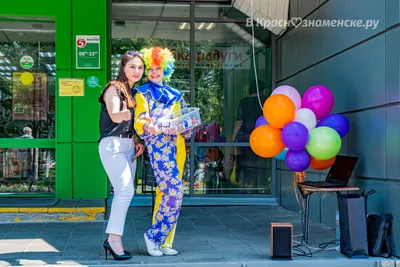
[
  {"xmin": 76, "ymin": 35, "xmax": 100, "ymax": 69},
  {"xmin": 12, "ymin": 73, "xmax": 47, "ymax": 120},
  {"xmin": 20, "ymin": 55, "xmax": 34, "ymax": 69},
  {"xmin": 171, "ymin": 47, "xmax": 251, "ymax": 70},
  {"xmin": 59, "ymin": 78, "xmax": 85, "ymax": 96}
]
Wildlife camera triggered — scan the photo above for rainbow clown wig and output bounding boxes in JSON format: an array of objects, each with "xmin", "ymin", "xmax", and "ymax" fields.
[{"xmin": 141, "ymin": 46, "xmax": 175, "ymax": 82}]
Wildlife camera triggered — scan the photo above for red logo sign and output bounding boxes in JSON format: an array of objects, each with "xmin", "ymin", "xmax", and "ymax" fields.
[{"xmin": 76, "ymin": 38, "xmax": 86, "ymax": 48}]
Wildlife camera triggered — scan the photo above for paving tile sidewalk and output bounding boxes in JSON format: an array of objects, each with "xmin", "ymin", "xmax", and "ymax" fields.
[{"xmin": 0, "ymin": 206, "xmax": 395, "ymax": 266}]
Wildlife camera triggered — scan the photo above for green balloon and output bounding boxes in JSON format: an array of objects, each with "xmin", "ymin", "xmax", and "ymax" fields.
[{"xmin": 306, "ymin": 126, "xmax": 342, "ymax": 160}]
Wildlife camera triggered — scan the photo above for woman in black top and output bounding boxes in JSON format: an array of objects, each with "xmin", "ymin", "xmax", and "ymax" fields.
[{"xmin": 98, "ymin": 51, "xmax": 145, "ymax": 260}]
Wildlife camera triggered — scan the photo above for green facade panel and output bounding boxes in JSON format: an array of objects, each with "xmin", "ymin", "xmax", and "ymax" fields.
[
  {"xmin": 71, "ymin": 0, "xmax": 109, "ymax": 73},
  {"xmin": 73, "ymin": 143, "xmax": 107, "ymax": 199},
  {"xmin": 72, "ymin": 71, "xmax": 106, "ymax": 143},
  {"xmin": 56, "ymin": 144, "xmax": 73, "ymax": 199},
  {"xmin": 2, "ymin": 0, "xmax": 57, "ymax": 16},
  {"xmin": 71, "ymin": 0, "xmax": 108, "ymax": 198},
  {"xmin": 57, "ymin": 71, "xmax": 73, "ymax": 143}
]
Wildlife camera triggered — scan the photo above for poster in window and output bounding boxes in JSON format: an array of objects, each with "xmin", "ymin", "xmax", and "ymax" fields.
[{"xmin": 12, "ymin": 72, "xmax": 47, "ymax": 121}]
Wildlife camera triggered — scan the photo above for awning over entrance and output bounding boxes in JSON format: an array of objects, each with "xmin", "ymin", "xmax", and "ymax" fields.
[{"xmin": 232, "ymin": 0, "xmax": 289, "ymax": 35}]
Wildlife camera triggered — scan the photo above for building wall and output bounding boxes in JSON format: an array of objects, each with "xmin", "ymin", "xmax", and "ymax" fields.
[{"xmin": 276, "ymin": 0, "xmax": 400, "ymax": 256}]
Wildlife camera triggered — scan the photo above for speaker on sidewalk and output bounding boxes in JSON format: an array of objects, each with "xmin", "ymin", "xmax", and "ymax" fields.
[{"xmin": 270, "ymin": 222, "xmax": 292, "ymax": 259}]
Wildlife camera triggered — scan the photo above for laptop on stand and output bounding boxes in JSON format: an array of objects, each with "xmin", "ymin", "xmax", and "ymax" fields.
[{"xmin": 298, "ymin": 155, "xmax": 358, "ymax": 188}]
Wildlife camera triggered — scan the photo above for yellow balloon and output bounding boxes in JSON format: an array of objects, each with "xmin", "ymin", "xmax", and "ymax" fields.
[{"xmin": 20, "ymin": 72, "xmax": 34, "ymax": 85}]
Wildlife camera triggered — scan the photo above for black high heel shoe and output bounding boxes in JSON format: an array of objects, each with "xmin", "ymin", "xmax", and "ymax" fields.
[{"xmin": 103, "ymin": 239, "xmax": 132, "ymax": 261}]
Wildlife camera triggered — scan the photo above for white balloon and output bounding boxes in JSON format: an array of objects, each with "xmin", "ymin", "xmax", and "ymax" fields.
[{"xmin": 294, "ymin": 108, "xmax": 317, "ymax": 132}]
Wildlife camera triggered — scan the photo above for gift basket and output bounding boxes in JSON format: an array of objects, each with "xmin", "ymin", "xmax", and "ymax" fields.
[{"xmin": 158, "ymin": 107, "xmax": 201, "ymax": 135}]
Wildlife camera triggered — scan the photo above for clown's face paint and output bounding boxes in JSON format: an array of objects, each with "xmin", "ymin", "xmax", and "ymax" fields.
[{"xmin": 148, "ymin": 65, "xmax": 164, "ymax": 85}]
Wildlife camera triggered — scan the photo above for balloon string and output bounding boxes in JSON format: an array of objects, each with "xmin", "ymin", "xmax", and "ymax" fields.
[
  {"xmin": 294, "ymin": 171, "xmax": 306, "ymax": 209},
  {"xmin": 250, "ymin": 0, "xmax": 264, "ymax": 111}
]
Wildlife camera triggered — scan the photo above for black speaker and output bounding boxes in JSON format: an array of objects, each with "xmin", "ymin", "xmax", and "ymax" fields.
[{"xmin": 270, "ymin": 222, "xmax": 292, "ymax": 259}]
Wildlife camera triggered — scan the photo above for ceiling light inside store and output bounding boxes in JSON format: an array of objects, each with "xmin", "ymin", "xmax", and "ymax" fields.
[
  {"xmin": 46, "ymin": 64, "xmax": 56, "ymax": 71},
  {"xmin": 179, "ymin": 23, "xmax": 187, "ymax": 30},
  {"xmin": 0, "ymin": 66, "xmax": 17, "ymax": 71},
  {"xmin": 39, "ymin": 52, "xmax": 55, "ymax": 57},
  {"xmin": 206, "ymin": 23, "xmax": 215, "ymax": 30},
  {"xmin": 1, "ymin": 29, "xmax": 55, "ymax": 33},
  {"xmin": 177, "ymin": 22, "xmax": 215, "ymax": 30},
  {"xmin": 0, "ymin": 59, "xmax": 10, "ymax": 64}
]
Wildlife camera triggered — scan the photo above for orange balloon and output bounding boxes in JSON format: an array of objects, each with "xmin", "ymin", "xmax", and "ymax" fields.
[
  {"xmin": 263, "ymin": 94, "xmax": 296, "ymax": 128},
  {"xmin": 310, "ymin": 156, "xmax": 336, "ymax": 170},
  {"xmin": 250, "ymin": 125, "xmax": 285, "ymax": 158}
]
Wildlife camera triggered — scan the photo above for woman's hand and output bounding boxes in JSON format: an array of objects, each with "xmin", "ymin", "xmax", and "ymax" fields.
[
  {"xmin": 135, "ymin": 142, "xmax": 145, "ymax": 157},
  {"xmin": 120, "ymin": 101, "xmax": 131, "ymax": 121}
]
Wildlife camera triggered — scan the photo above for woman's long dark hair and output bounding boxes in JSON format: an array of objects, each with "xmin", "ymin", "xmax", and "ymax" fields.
[{"xmin": 112, "ymin": 51, "xmax": 144, "ymax": 109}]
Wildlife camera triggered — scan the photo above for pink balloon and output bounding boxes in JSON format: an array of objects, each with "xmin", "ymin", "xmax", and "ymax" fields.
[
  {"xmin": 271, "ymin": 85, "xmax": 302, "ymax": 110},
  {"xmin": 301, "ymin": 85, "xmax": 334, "ymax": 120}
]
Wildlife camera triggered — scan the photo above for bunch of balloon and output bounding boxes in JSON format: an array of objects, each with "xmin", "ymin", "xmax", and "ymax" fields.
[{"xmin": 250, "ymin": 85, "xmax": 349, "ymax": 172}]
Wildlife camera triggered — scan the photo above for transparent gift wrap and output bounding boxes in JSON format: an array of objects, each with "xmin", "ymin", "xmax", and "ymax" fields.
[{"xmin": 158, "ymin": 108, "xmax": 201, "ymax": 135}]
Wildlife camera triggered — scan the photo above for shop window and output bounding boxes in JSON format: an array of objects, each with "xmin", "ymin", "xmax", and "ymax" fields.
[
  {"xmin": 0, "ymin": 148, "xmax": 55, "ymax": 193},
  {"xmin": 0, "ymin": 19, "xmax": 56, "ymax": 138}
]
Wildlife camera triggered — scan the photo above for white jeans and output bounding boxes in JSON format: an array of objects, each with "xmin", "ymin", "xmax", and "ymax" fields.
[{"xmin": 99, "ymin": 136, "xmax": 137, "ymax": 236}]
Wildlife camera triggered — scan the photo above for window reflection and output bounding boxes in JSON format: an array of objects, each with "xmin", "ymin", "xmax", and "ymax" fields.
[
  {"xmin": 194, "ymin": 146, "xmax": 271, "ymax": 194},
  {"xmin": 194, "ymin": 22, "xmax": 270, "ymax": 143},
  {"xmin": 0, "ymin": 148, "xmax": 55, "ymax": 193}
]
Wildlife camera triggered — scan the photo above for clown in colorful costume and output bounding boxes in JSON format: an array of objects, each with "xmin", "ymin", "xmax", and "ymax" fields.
[{"xmin": 134, "ymin": 47, "xmax": 191, "ymax": 255}]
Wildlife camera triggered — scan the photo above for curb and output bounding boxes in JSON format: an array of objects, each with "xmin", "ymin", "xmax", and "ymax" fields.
[{"xmin": 0, "ymin": 207, "xmax": 105, "ymax": 222}]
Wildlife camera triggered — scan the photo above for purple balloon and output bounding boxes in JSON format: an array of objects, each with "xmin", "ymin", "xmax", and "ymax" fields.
[
  {"xmin": 316, "ymin": 114, "xmax": 349, "ymax": 138},
  {"xmin": 255, "ymin": 115, "xmax": 268, "ymax": 128},
  {"xmin": 281, "ymin": 122, "xmax": 309, "ymax": 150},
  {"xmin": 285, "ymin": 149, "xmax": 311, "ymax": 172},
  {"xmin": 302, "ymin": 85, "xmax": 334, "ymax": 120}
]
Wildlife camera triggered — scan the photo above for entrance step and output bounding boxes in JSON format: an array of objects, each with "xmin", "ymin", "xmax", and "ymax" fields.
[{"xmin": 0, "ymin": 198, "xmax": 105, "ymax": 222}]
